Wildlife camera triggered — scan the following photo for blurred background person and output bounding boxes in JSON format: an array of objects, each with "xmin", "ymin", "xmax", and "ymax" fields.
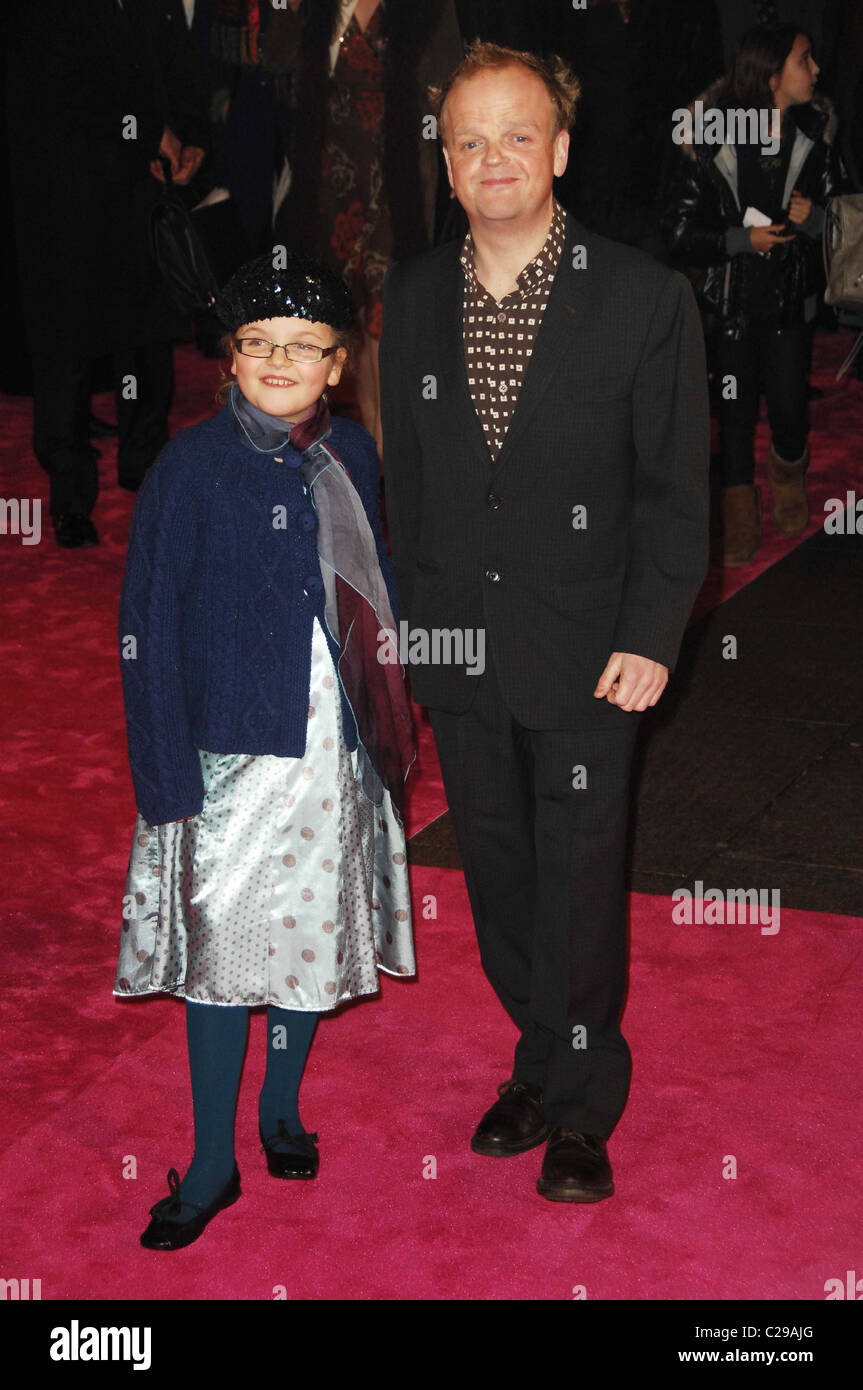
[
  {"xmin": 664, "ymin": 25, "xmax": 842, "ymax": 566},
  {"xmin": 532, "ymin": 0, "xmax": 724, "ymax": 259},
  {"xmin": 273, "ymin": 0, "xmax": 463, "ymax": 454},
  {"xmin": 5, "ymin": 1, "xmax": 208, "ymax": 547}
]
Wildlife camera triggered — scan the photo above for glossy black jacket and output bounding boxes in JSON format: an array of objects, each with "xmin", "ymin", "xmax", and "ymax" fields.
[{"xmin": 663, "ymin": 99, "xmax": 840, "ymax": 338}]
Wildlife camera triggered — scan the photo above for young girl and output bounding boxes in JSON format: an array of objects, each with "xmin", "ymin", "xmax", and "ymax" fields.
[
  {"xmin": 666, "ymin": 25, "xmax": 839, "ymax": 566},
  {"xmin": 115, "ymin": 251, "xmax": 415, "ymax": 1250}
]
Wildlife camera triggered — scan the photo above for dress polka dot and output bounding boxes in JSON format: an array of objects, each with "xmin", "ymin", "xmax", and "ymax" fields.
[{"xmin": 114, "ymin": 616, "xmax": 415, "ymax": 1011}]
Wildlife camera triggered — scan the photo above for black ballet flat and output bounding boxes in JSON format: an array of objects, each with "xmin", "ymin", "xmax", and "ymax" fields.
[
  {"xmin": 259, "ymin": 1120, "xmax": 320, "ymax": 1180},
  {"xmin": 139, "ymin": 1164, "xmax": 241, "ymax": 1250}
]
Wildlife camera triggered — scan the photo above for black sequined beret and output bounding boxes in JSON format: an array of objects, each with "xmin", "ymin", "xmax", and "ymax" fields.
[{"xmin": 214, "ymin": 251, "xmax": 355, "ymax": 333}]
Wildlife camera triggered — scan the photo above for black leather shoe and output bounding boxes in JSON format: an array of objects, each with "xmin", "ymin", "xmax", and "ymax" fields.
[
  {"xmin": 259, "ymin": 1120, "xmax": 319, "ymax": 1180},
  {"xmin": 52, "ymin": 513, "xmax": 99, "ymax": 548},
  {"xmin": 139, "ymin": 1165, "xmax": 241, "ymax": 1250},
  {"xmin": 470, "ymin": 1079, "xmax": 550, "ymax": 1157},
  {"xmin": 537, "ymin": 1129, "xmax": 614, "ymax": 1203}
]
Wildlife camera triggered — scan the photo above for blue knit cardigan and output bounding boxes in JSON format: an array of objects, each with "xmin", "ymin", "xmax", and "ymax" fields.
[{"xmin": 118, "ymin": 403, "xmax": 397, "ymax": 827}]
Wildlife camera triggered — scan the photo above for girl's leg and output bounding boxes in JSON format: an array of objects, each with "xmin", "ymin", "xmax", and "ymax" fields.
[
  {"xmin": 712, "ymin": 329, "xmax": 761, "ymax": 487},
  {"xmin": 259, "ymin": 1006, "xmax": 318, "ymax": 1145},
  {"xmin": 764, "ymin": 324, "xmax": 811, "ymax": 535},
  {"xmin": 179, "ymin": 999, "xmax": 249, "ymax": 1210},
  {"xmin": 712, "ymin": 328, "xmax": 763, "ymax": 565},
  {"xmin": 763, "ymin": 324, "xmax": 810, "ymax": 462}
]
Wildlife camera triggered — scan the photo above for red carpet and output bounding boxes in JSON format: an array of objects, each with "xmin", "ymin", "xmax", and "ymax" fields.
[{"xmin": 1, "ymin": 332, "xmax": 861, "ymax": 1299}]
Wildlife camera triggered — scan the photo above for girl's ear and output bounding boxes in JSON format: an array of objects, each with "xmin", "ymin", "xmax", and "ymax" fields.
[{"xmin": 327, "ymin": 346, "xmax": 348, "ymax": 386}]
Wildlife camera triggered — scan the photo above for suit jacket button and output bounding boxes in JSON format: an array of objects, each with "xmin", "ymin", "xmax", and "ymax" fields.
[
  {"xmin": 485, "ymin": 569, "xmax": 501, "ymax": 583},
  {"xmin": 487, "ymin": 493, "xmax": 502, "ymax": 509}
]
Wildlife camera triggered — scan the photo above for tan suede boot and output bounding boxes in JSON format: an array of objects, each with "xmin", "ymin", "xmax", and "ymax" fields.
[
  {"xmin": 766, "ymin": 441, "xmax": 809, "ymax": 536},
  {"xmin": 719, "ymin": 484, "xmax": 761, "ymax": 566}
]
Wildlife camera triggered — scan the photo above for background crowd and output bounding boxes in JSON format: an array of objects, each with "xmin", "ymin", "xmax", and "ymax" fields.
[{"xmin": 2, "ymin": 0, "xmax": 861, "ymax": 550}]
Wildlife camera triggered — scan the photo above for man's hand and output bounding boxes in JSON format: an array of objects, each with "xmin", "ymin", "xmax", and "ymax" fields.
[
  {"xmin": 594, "ymin": 652, "xmax": 668, "ymax": 711},
  {"xmin": 787, "ymin": 188, "xmax": 812, "ymax": 225}
]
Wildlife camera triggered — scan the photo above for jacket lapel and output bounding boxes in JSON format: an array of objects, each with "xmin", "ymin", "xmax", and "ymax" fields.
[
  {"xmin": 489, "ymin": 213, "xmax": 597, "ymax": 479},
  {"xmin": 433, "ymin": 239, "xmax": 496, "ymax": 468},
  {"xmin": 430, "ymin": 212, "xmax": 598, "ymax": 476}
]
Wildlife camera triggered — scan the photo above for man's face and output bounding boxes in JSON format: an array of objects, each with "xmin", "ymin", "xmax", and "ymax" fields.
[{"xmin": 442, "ymin": 64, "xmax": 569, "ymax": 228}]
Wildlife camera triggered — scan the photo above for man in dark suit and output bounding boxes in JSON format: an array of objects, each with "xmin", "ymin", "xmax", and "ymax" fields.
[{"xmin": 379, "ymin": 42, "xmax": 710, "ymax": 1202}]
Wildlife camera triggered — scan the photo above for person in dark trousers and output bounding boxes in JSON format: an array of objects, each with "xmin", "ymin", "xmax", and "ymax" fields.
[
  {"xmin": 380, "ymin": 42, "xmax": 710, "ymax": 1203},
  {"xmin": 5, "ymin": 2, "xmax": 208, "ymax": 547},
  {"xmin": 665, "ymin": 25, "xmax": 840, "ymax": 565}
]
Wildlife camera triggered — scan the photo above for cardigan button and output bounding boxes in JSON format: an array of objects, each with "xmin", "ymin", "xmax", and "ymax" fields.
[
  {"xmin": 487, "ymin": 493, "xmax": 502, "ymax": 509},
  {"xmin": 485, "ymin": 569, "xmax": 502, "ymax": 584},
  {"xmin": 298, "ymin": 509, "xmax": 316, "ymax": 532},
  {"xmin": 304, "ymin": 574, "xmax": 324, "ymax": 595}
]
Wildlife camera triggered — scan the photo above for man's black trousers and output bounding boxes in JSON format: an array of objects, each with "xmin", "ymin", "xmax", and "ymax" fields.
[{"xmin": 428, "ymin": 646, "xmax": 642, "ymax": 1139}]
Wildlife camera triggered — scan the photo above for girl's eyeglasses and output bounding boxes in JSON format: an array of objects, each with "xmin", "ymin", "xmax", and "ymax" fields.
[{"xmin": 233, "ymin": 338, "xmax": 341, "ymax": 363}]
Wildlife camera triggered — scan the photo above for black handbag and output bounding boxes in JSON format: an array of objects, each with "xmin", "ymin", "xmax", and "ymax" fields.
[{"xmin": 149, "ymin": 159, "xmax": 220, "ymax": 317}]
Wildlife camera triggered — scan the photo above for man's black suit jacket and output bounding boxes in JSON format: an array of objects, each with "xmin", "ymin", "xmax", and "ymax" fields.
[{"xmin": 379, "ymin": 211, "xmax": 711, "ymax": 724}]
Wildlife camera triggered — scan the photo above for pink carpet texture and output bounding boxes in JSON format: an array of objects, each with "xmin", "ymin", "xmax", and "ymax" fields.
[{"xmin": 1, "ymin": 331, "xmax": 862, "ymax": 1301}]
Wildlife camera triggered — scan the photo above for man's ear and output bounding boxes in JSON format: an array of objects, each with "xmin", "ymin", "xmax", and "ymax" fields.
[
  {"xmin": 553, "ymin": 127, "xmax": 570, "ymax": 179},
  {"xmin": 442, "ymin": 142, "xmax": 454, "ymax": 190}
]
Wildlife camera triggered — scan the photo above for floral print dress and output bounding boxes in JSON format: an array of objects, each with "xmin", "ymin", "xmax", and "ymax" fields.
[{"xmin": 320, "ymin": 5, "xmax": 391, "ymax": 339}]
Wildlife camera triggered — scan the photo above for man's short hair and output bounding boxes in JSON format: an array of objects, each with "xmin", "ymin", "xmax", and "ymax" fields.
[{"xmin": 429, "ymin": 40, "xmax": 581, "ymax": 145}]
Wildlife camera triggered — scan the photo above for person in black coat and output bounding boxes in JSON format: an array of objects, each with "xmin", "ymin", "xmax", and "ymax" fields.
[
  {"xmin": 380, "ymin": 42, "xmax": 710, "ymax": 1203},
  {"xmin": 664, "ymin": 25, "xmax": 840, "ymax": 565},
  {"xmin": 5, "ymin": 1, "xmax": 208, "ymax": 546}
]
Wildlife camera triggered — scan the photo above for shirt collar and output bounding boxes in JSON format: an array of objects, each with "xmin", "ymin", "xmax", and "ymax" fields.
[{"xmin": 460, "ymin": 199, "xmax": 567, "ymax": 300}]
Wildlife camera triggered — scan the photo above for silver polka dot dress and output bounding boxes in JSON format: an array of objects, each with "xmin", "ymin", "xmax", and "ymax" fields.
[{"xmin": 114, "ymin": 618, "xmax": 415, "ymax": 1009}]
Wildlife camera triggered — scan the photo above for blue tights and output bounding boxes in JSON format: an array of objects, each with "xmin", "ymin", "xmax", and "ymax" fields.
[{"xmin": 178, "ymin": 1000, "xmax": 318, "ymax": 1210}]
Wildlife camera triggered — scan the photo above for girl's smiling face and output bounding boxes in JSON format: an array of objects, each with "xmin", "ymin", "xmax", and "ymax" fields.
[{"xmin": 230, "ymin": 315, "xmax": 347, "ymax": 420}]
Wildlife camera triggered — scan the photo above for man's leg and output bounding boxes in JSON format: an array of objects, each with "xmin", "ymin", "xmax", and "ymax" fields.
[
  {"xmin": 30, "ymin": 342, "xmax": 97, "ymax": 519},
  {"xmin": 428, "ymin": 652, "xmax": 550, "ymax": 1085},
  {"xmin": 528, "ymin": 710, "xmax": 642, "ymax": 1140}
]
